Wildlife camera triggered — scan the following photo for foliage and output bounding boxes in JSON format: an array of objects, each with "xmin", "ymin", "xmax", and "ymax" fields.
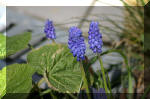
[
  {"xmin": 6, "ymin": 32, "xmax": 31, "ymax": 57},
  {"xmin": 27, "ymin": 44, "xmax": 82, "ymax": 93},
  {"xmin": 6, "ymin": 64, "xmax": 34, "ymax": 93},
  {"xmin": 0, "ymin": 34, "xmax": 6, "ymax": 59},
  {"xmin": 0, "ymin": 67, "xmax": 6, "ymax": 98},
  {"xmin": 0, "ymin": 32, "xmax": 32, "ymax": 98},
  {"xmin": 0, "ymin": 1, "xmax": 146, "ymax": 98}
]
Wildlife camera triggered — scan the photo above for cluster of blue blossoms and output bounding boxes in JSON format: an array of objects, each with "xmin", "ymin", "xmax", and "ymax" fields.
[
  {"xmin": 44, "ymin": 19, "xmax": 103, "ymax": 61},
  {"xmin": 44, "ymin": 19, "xmax": 56, "ymax": 39},
  {"xmin": 68, "ymin": 21, "xmax": 103, "ymax": 61},
  {"xmin": 88, "ymin": 21, "xmax": 103, "ymax": 53},
  {"xmin": 68, "ymin": 27, "xmax": 86, "ymax": 61}
]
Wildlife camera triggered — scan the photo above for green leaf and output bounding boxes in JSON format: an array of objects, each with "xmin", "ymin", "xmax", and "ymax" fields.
[
  {"xmin": 0, "ymin": 34, "xmax": 6, "ymax": 59},
  {"xmin": 7, "ymin": 64, "xmax": 34, "ymax": 93},
  {"xmin": 0, "ymin": 67, "xmax": 6, "ymax": 98},
  {"xmin": 27, "ymin": 44, "xmax": 82, "ymax": 93},
  {"xmin": 101, "ymin": 49, "xmax": 133, "ymax": 93},
  {"xmin": 7, "ymin": 32, "xmax": 31, "ymax": 56}
]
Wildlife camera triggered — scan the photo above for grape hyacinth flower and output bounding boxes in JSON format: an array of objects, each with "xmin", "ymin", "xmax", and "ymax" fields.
[
  {"xmin": 68, "ymin": 26, "xmax": 86, "ymax": 61},
  {"xmin": 78, "ymin": 88, "xmax": 107, "ymax": 99},
  {"xmin": 88, "ymin": 21, "xmax": 103, "ymax": 53},
  {"xmin": 44, "ymin": 19, "xmax": 56, "ymax": 39},
  {"xmin": 92, "ymin": 88, "xmax": 107, "ymax": 99},
  {"xmin": 68, "ymin": 27, "xmax": 90, "ymax": 98},
  {"xmin": 88, "ymin": 21, "xmax": 109, "ymax": 94}
]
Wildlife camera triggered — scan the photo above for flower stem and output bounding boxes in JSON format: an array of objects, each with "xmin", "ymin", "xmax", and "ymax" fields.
[
  {"xmin": 79, "ymin": 61, "xmax": 91, "ymax": 99},
  {"xmin": 48, "ymin": 38, "xmax": 56, "ymax": 44},
  {"xmin": 106, "ymin": 69, "xmax": 113, "ymax": 99},
  {"xmin": 98, "ymin": 54, "xmax": 109, "ymax": 94},
  {"xmin": 52, "ymin": 39, "xmax": 56, "ymax": 44},
  {"xmin": 101, "ymin": 49, "xmax": 133, "ymax": 94}
]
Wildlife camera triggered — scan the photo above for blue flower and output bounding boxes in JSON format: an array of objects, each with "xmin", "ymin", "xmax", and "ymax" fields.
[
  {"xmin": 88, "ymin": 21, "xmax": 103, "ymax": 53},
  {"xmin": 92, "ymin": 88, "xmax": 107, "ymax": 99},
  {"xmin": 44, "ymin": 19, "xmax": 56, "ymax": 39},
  {"xmin": 78, "ymin": 87, "xmax": 107, "ymax": 99},
  {"xmin": 68, "ymin": 26, "xmax": 86, "ymax": 61}
]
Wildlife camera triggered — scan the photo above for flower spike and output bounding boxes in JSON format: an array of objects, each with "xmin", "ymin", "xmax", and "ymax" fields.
[
  {"xmin": 88, "ymin": 21, "xmax": 103, "ymax": 53},
  {"xmin": 68, "ymin": 26, "xmax": 86, "ymax": 61},
  {"xmin": 44, "ymin": 19, "xmax": 56, "ymax": 39}
]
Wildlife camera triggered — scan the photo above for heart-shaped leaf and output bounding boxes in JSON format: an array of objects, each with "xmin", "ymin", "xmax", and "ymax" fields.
[
  {"xmin": 7, "ymin": 32, "xmax": 31, "ymax": 56},
  {"xmin": 0, "ymin": 34, "xmax": 6, "ymax": 59},
  {"xmin": 27, "ymin": 44, "xmax": 82, "ymax": 93},
  {"xmin": 0, "ymin": 67, "xmax": 6, "ymax": 98},
  {"xmin": 7, "ymin": 64, "xmax": 34, "ymax": 93}
]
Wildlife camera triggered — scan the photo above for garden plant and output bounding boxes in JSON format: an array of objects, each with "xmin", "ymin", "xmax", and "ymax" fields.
[{"xmin": 0, "ymin": 0, "xmax": 149, "ymax": 98}]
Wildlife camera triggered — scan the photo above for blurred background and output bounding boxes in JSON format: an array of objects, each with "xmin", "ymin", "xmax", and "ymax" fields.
[{"xmin": 0, "ymin": 0, "xmax": 149, "ymax": 98}]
